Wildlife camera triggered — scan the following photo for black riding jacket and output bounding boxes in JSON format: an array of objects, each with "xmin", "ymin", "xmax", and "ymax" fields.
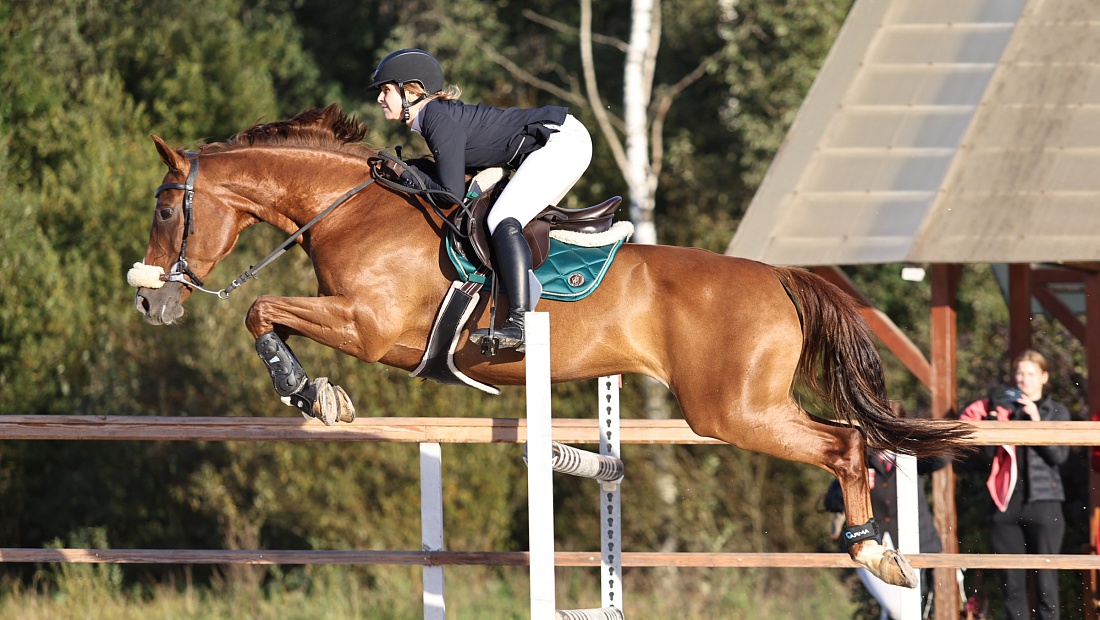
[{"xmin": 403, "ymin": 99, "xmax": 568, "ymax": 203}]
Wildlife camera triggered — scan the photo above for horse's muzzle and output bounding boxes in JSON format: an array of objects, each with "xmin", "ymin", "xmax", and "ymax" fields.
[{"xmin": 133, "ymin": 285, "xmax": 186, "ymax": 325}]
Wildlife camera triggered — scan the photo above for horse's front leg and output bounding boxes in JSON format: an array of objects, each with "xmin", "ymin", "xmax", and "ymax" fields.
[{"xmin": 245, "ymin": 294, "xmax": 376, "ymax": 426}]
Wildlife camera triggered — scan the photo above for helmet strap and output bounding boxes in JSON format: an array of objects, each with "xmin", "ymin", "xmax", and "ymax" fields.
[
  {"xmin": 402, "ymin": 94, "xmax": 429, "ymax": 123},
  {"xmin": 397, "ymin": 84, "xmax": 412, "ymax": 123},
  {"xmin": 396, "ymin": 82, "xmax": 430, "ymax": 123}
]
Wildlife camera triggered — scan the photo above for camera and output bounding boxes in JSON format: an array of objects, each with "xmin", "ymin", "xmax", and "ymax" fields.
[{"xmin": 988, "ymin": 385, "xmax": 1028, "ymax": 420}]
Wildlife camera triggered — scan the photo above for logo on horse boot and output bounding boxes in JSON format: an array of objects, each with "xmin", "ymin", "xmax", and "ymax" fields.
[
  {"xmin": 840, "ymin": 519, "xmax": 881, "ymax": 549},
  {"xmin": 844, "ymin": 527, "xmax": 871, "ymax": 540}
]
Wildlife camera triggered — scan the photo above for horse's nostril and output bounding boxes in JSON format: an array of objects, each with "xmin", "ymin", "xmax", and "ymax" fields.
[{"xmin": 134, "ymin": 291, "xmax": 151, "ymax": 315}]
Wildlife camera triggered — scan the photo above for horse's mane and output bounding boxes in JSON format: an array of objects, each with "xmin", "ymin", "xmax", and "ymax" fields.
[{"xmin": 200, "ymin": 102, "xmax": 377, "ymax": 159}]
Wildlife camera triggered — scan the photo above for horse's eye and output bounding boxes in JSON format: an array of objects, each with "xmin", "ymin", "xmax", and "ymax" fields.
[{"xmin": 159, "ymin": 208, "xmax": 174, "ymax": 221}]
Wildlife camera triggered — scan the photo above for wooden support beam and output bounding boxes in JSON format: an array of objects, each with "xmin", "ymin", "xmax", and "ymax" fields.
[
  {"xmin": 1033, "ymin": 285, "xmax": 1087, "ymax": 343},
  {"xmin": 1064, "ymin": 262, "xmax": 1100, "ymax": 275},
  {"xmin": 1086, "ymin": 271, "xmax": 1100, "ymax": 620},
  {"xmin": 1087, "ymin": 271, "xmax": 1100, "ymax": 422},
  {"xmin": 3, "ymin": 549, "xmax": 1100, "ymax": 570},
  {"xmin": 1008, "ymin": 263, "xmax": 1033, "ymax": 360},
  {"xmin": 929, "ymin": 263, "xmax": 960, "ymax": 620},
  {"xmin": 929, "ymin": 264, "xmax": 959, "ymax": 421},
  {"xmin": 1, "ymin": 416, "xmax": 1095, "ymax": 445},
  {"xmin": 811, "ymin": 266, "xmax": 932, "ymax": 387},
  {"xmin": 1031, "ymin": 267, "xmax": 1088, "ymax": 284},
  {"xmin": 0, "ymin": 416, "xmax": 722, "ymax": 445}
]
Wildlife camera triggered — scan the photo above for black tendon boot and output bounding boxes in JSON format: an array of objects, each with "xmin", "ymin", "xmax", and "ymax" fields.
[
  {"xmin": 256, "ymin": 331, "xmax": 317, "ymax": 418},
  {"xmin": 470, "ymin": 217, "xmax": 533, "ymax": 353}
]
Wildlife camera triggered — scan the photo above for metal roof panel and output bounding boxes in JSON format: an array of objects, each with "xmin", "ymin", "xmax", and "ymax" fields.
[
  {"xmin": 822, "ymin": 109, "xmax": 974, "ymax": 149},
  {"xmin": 724, "ymin": 0, "xmax": 1100, "ymax": 266}
]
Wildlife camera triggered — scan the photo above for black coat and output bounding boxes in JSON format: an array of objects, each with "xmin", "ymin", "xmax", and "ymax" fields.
[
  {"xmin": 406, "ymin": 99, "xmax": 568, "ymax": 201},
  {"xmin": 978, "ymin": 393, "xmax": 1070, "ymax": 504},
  {"xmin": 868, "ymin": 453, "xmax": 947, "ymax": 553}
]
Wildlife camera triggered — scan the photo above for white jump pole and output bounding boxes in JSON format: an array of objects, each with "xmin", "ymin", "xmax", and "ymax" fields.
[
  {"xmin": 895, "ymin": 453, "xmax": 921, "ymax": 619},
  {"xmin": 526, "ymin": 312, "xmax": 557, "ymax": 619},
  {"xmin": 525, "ymin": 312, "xmax": 626, "ymax": 620},
  {"xmin": 420, "ymin": 442, "xmax": 446, "ymax": 620}
]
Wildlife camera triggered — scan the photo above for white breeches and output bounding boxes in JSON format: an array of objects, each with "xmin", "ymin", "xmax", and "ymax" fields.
[{"xmin": 486, "ymin": 114, "xmax": 593, "ymax": 233}]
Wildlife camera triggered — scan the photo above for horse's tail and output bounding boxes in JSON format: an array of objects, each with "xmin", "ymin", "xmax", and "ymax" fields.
[{"xmin": 773, "ymin": 266, "xmax": 973, "ymax": 458}]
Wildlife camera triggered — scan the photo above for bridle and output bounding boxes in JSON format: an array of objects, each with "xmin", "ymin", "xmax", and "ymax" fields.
[
  {"xmin": 153, "ymin": 153, "xmax": 206, "ymax": 290},
  {"xmin": 151, "ymin": 152, "xmax": 375, "ymax": 299}
]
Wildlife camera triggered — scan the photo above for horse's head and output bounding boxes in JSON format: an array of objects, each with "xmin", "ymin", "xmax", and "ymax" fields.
[
  {"xmin": 131, "ymin": 136, "xmax": 248, "ymax": 325},
  {"xmin": 132, "ymin": 104, "xmax": 407, "ymax": 325}
]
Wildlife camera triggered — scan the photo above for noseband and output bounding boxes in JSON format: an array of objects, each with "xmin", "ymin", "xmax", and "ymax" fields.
[{"xmin": 149, "ymin": 153, "xmax": 375, "ymax": 299}]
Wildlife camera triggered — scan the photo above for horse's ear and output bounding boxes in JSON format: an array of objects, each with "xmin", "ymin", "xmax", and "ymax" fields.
[{"xmin": 151, "ymin": 134, "xmax": 187, "ymax": 172}]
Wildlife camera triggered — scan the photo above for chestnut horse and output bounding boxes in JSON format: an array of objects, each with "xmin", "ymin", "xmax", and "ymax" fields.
[{"xmin": 131, "ymin": 104, "xmax": 969, "ymax": 588}]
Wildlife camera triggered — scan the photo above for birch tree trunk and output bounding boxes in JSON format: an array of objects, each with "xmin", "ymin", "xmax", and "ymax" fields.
[
  {"xmin": 623, "ymin": 0, "xmax": 658, "ymax": 246},
  {"xmin": 580, "ymin": 0, "xmax": 658, "ymax": 247},
  {"xmin": 568, "ymin": 0, "xmax": 716, "ymax": 249}
]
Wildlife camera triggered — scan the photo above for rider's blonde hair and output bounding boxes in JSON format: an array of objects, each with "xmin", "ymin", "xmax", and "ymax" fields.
[{"xmin": 405, "ymin": 81, "xmax": 462, "ymax": 102}]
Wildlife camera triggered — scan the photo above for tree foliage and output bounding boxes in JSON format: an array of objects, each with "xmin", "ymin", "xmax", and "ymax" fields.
[{"xmin": 8, "ymin": 1, "xmax": 1077, "ymax": 615}]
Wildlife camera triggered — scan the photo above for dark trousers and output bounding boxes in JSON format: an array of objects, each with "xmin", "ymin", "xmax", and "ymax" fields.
[{"xmin": 989, "ymin": 494, "xmax": 1065, "ymax": 620}]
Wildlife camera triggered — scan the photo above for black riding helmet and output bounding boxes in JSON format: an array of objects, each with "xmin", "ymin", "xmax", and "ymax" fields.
[{"xmin": 370, "ymin": 49, "xmax": 445, "ymax": 122}]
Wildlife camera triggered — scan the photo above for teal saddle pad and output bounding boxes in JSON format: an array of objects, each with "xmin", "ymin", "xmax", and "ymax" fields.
[{"xmin": 445, "ymin": 234, "xmax": 626, "ymax": 302}]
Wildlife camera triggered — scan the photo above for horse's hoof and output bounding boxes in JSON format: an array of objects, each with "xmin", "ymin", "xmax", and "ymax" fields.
[
  {"xmin": 875, "ymin": 549, "xmax": 918, "ymax": 588},
  {"xmin": 311, "ymin": 377, "xmax": 338, "ymax": 426},
  {"xmin": 332, "ymin": 384, "xmax": 356, "ymax": 423},
  {"xmin": 309, "ymin": 377, "xmax": 355, "ymax": 426}
]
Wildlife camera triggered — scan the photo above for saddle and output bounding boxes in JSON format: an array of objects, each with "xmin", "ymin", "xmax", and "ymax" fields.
[
  {"xmin": 409, "ymin": 167, "xmax": 625, "ymax": 392},
  {"xmin": 454, "ymin": 168, "xmax": 622, "ymax": 271}
]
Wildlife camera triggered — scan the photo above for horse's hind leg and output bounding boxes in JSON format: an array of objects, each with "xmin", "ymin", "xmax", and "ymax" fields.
[{"xmin": 681, "ymin": 396, "xmax": 917, "ymax": 588}]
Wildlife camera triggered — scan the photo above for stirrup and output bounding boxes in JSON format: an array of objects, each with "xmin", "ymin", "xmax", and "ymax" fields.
[{"xmin": 470, "ymin": 320, "xmax": 525, "ymax": 355}]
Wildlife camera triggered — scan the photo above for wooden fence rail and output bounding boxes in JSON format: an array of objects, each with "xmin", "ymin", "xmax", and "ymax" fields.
[
  {"xmin": 0, "ymin": 549, "xmax": 1098, "ymax": 570},
  {"xmin": 0, "ymin": 416, "xmax": 1096, "ymax": 445},
  {"xmin": 1, "ymin": 417, "xmax": 1098, "ymax": 572}
]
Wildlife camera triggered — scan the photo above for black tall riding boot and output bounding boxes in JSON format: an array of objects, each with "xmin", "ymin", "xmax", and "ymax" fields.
[{"xmin": 470, "ymin": 217, "xmax": 532, "ymax": 352}]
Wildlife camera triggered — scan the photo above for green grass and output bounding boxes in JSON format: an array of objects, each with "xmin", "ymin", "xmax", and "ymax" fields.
[{"xmin": 0, "ymin": 563, "xmax": 860, "ymax": 619}]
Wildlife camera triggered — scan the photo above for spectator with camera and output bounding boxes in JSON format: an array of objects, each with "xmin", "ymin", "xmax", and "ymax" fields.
[{"xmin": 960, "ymin": 349, "xmax": 1070, "ymax": 620}]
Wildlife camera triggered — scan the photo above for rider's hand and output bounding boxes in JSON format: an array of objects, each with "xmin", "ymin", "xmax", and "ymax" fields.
[{"xmin": 374, "ymin": 157, "xmax": 407, "ymax": 183}]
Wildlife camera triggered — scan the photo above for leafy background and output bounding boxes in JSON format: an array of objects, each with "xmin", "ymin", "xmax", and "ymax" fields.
[{"xmin": 0, "ymin": 1, "xmax": 1092, "ymax": 617}]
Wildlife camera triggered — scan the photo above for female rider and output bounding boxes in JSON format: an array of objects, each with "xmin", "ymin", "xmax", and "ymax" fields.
[{"xmin": 370, "ymin": 48, "xmax": 593, "ymax": 352}]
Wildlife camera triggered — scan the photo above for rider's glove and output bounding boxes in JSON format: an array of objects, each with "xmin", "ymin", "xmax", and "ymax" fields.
[{"xmin": 373, "ymin": 157, "xmax": 407, "ymax": 183}]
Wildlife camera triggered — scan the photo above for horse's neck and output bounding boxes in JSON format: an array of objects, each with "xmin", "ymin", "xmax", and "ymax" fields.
[{"xmin": 214, "ymin": 148, "xmax": 440, "ymax": 251}]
